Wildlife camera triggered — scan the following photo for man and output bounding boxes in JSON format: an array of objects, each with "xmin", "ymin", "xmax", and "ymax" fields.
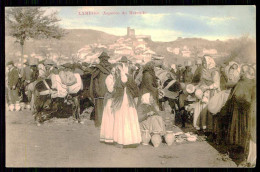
[
  {"xmin": 170, "ymin": 64, "xmax": 177, "ymax": 80},
  {"xmin": 89, "ymin": 52, "xmax": 112, "ymax": 127},
  {"xmin": 44, "ymin": 59, "xmax": 58, "ymax": 78},
  {"xmin": 183, "ymin": 60, "xmax": 193, "ymax": 84},
  {"xmin": 176, "ymin": 64, "xmax": 184, "ymax": 82},
  {"xmin": 7, "ymin": 61, "xmax": 20, "ymax": 111},
  {"xmin": 23, "ymin": 58, "xmax": 39, "ymax": 111},
  {"xmin": 192, "ymin": 58, "xmax": 203, "ymax": 84}
]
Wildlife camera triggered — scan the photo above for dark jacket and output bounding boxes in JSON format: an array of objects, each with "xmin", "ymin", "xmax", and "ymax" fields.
[
  {"xmin": 183, "ymin": 66, "xmax": 193, "ymax": 83},
  {"xmin": 8, "ymin": 67, "xmax": 19, "ymax": 89},
  {"xmin": 192, "ymin": 65, "xmax": 203, "ymax": 84},
  {"xmin": 89, "ymin": 60, "xmax": 112, "ymax": 100}
]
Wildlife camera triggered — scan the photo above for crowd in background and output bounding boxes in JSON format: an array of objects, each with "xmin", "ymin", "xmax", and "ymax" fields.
[{"xmin": 5, "ymin": 52, "xmax": 256, "ymax": 167}]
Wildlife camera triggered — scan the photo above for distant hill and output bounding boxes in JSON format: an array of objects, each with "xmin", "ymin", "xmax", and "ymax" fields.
[{"xmin": 5, "ymin": 29, "xmax": 256, "ymax": 65}]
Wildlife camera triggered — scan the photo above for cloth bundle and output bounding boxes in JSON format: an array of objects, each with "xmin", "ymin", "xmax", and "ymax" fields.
[
  {"xmin": 51, "ymin": 73, "xmax": 83, "ymax": 98},
  {"xmin": 59, "ymin": 71, "xmax": 77, "ymax": 86},
  {"xmin": 207, "ymin": 89, "xmax": 231, "ymax": 114}
]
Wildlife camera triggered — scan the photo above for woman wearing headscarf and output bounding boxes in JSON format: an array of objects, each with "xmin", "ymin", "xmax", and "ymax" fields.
[
  {"xmin": 197, "ymin": 55, "xmax": 220, "ymax": 139},
  {"xmin": 226, "ymin": 64, "xmax": 256, "ymax": 165},
  {"xmin": 225, "ymin": 61, "xmax": 241, "ymax": 84},
  {"xmin": 112, "ymin": 58, "xmax": 141, "ymax": 147}
]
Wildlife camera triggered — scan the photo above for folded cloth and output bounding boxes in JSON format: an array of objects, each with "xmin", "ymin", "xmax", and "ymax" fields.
[{"xmin": 68, "ymin": 73, "xmax": 83, "ymax": 94}]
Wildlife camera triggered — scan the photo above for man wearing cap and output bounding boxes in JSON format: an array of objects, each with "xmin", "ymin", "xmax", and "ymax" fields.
[
  {"xmin": 192, "ymin": 58, "xmax": 203, "ymax": 84},
  {"xmin": 22, "ymin": 58, "xmax": 39, "ymax": 111},
  {"xmin": 44, "ymin": 59, "xmax": 58, "ymax": 78},
  {"xmin": 7, "ymin": 61, "xmax": 21, "ymax": 111},
  {"xmin": 90, "ymin": 52, "xmax": 112, "ymax": 127},
  {"xmin": 183, "ymin": 60, "xmax": 193, "ymax": 83},
  {"xmin": 170, "ymin": 64, "xmax": 177, "ymax": 80}
]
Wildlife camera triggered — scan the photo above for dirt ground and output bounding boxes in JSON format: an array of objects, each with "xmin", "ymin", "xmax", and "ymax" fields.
[{"xmin": 6, "ymin": 109, "xmax": 237, "ymax": 167}]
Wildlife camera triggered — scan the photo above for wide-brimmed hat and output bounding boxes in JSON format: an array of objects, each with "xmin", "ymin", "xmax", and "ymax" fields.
[
  {"xmin": 44, "ymin": 59, "xmax": 55, "ymax": 65},
  {"xmin": 61, "ymin": 63, "xmax": 73, "ymax": 69},
  {"xmin": 186, "ymin": 84, "xmax": 195, "ymax": 94},
  {"xmin": 119, "ymin": 56, "xmax": 128, "ymax": 63},
  {"xmin": 98, "ymin": 52, "xmax": 110, "ymax": 59},
  {"xmin": 7, "ymin": 61, "xmax": 14, "ymax": 66}
]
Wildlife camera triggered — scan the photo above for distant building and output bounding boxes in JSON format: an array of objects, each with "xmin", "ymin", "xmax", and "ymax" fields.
[
  {"xmin": 127, "ymin": 27, "xmax": 135, "ymax": 37},
  {"xmin": 173, "ymin": 48, "xmax": 180, "ymax": 55},
  {"xmin": 203, "ymin": 48, "xmax": 218, "ymax": 55},
  {"xmin": 182, "ymin": 50, "xmax": 191, "ymax": 57},
  {"xmin": 114, "ymin": 46, "xmax": 133, "ymax": 55}
]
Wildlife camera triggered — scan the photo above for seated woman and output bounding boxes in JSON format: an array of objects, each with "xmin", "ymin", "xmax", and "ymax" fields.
[{"xmin": 137, "ymin": 92, "xmax": 166, "ymax": 136}]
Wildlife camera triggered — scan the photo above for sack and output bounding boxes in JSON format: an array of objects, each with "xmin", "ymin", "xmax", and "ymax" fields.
[
  {"xmin": 208, "ymin": 90, "xmax": 230, "ymax": 114},
  {"xmin": 59, "ymin": 71, "xmax": 77, "ymax": 86}
]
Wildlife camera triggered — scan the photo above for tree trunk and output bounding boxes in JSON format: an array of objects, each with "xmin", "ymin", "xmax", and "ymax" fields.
[{"xmin": 21, "ymin": 43, "xmax": 24, "ymax": 73}]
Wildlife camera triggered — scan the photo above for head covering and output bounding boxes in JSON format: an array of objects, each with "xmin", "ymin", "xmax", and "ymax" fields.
[
  {"xmin": 186, "ymin": 84, "xmax": 195, "ymax": 94},
  {"xmin": 98, "ymin": 52, "xmax": 110, "ymax": 60},
  {"xmin": 119, "ymin": 56, "xmax": 128, "ymax": 63},
  {"xmin": 44, "ymin": 59, "xmax": 55, "ymax": 65},
  {"xmin": 225, "ymin": 61, "xmax": 241, "ymax": 78},
  {"xmin": 7, "ymin": 61, "xmax": 14, "ymax": 66},
  {"xmin": 245, "ymin": 66, "xmax": 255, "ymax": 80},
  {"xmin": 195, "ymin": 59, "xmax": 202, "ymax": 65},
  {"xmin": 61, "ymin": 63, "xmax": 73, "ymax": 69},
  {"xmin": 171, "ymin": 64, "xmax": 176, "ymax": 70},
  {"xmin": 203, "ymin": 55, "xmax": 216, "ymax": 70},
  {"xmin": 178, "ymin": 64, "xmax": 182, "ymax": 68}
]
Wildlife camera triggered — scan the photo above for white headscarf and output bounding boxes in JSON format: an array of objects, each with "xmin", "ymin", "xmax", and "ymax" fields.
[
  {"xmin": 204, "ymin": 56, "xmax": 216, "ymax": 70},
  {"xmin": 225, "ymin": 61, "xmax": 241, "ymax": 83}
]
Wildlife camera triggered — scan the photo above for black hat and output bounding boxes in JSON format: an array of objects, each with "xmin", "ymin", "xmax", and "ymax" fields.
[
  {"xmin": 98, "ymin": 52, "xmax": 110, "ymax": 59},
  {"xmin": 7, "ymin": 61, "xmax": 14, "ymax": 66},
  {"xmin": 61, "ymin": 63, "xmax": 73, "ymax": 69},
  {"xmin": 119, "ymin": 56, "xmax": 128, "ymax": 63}
]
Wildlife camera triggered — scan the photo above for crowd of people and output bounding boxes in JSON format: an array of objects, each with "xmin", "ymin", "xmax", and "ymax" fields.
[{"xmin": 5, "ymin": 52, "xmax": 256, "ymax": 167}]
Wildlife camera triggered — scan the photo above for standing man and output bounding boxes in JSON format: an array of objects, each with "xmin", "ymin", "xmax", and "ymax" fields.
[
  {"xmin": 23, "ymin": 58, "xmax": 39, "ymax": 111},
  {"xmin": 176, "ymin": 64, "xmax": 184, "ymax": 82},
  {"xmin": 192, "ymin": 58, "xmax": 203, "ymax": 84},
  {"xmin": 90, "ymin": 52, "xmax": 112, "ymax": 127},
  {"xmin": 7, "ymin": 61, "xmax": 20, "ymax": 111},
  {"xmin": 183, "ymin": 60, "xmax": 193, "ymax": 84}
]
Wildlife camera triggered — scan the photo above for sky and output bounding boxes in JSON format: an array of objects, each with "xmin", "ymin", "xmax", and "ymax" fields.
[{"xmin": 41, "ymin": 6, "xmax": 255, "ymax": 42}]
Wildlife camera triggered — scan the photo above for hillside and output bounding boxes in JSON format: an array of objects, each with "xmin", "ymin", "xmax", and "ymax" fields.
[{"xmin": 5, "ymin": 29, "xmax": 256, "ymax": 65}]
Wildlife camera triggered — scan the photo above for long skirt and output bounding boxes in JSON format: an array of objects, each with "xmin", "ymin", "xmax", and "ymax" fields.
[
  {"xmin": 113, "ymin": 88, "xmax": 142, "ymax": 145},
  {"xmin": 100, "ymin": 98, "xmax": 114, "ymax": 143},
  {"xmin": 227, "ymin": 98, "xmax": 250, "ymax": 153},
  {"xmin": 247, "ymin": 139, "xmax": 256, "ymax": 166},
  {"xmin": 94, "ymin": 99, "xmax": 105, "ymax": 127},
  {"xmin": 140, "ymin": 115, "xmax": 166, "ymax": 136}
]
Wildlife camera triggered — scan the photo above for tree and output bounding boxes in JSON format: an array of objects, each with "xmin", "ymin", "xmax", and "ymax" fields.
[{"xmin": 5, "ymin": 7, "xmax": 66, "ymax": 68}]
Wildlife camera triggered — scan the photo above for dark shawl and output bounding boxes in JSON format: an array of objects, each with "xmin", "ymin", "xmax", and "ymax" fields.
[{"xmin": 89, "ymin": 60, "xmax": 112, "ymax": 100}]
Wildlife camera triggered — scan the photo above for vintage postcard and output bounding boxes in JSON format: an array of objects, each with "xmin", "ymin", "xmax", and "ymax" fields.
[{"xmin": 5, "ymin": 6, "xmax": 256, "ymax": 167}]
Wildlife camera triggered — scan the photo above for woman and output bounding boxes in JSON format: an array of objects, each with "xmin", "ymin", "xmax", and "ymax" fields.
[
  {"xmin": 100, "ymin": 67, "xmax": 116, "ymax": 143},
  {"xmin": 225, "ymin": 61, "xmax": 241, "ymax": 84},
  {"xmin": 227, "ymin": 64, "xmax": 256, "ymax": 164},
  {"xmin": 138, "ymin": 61, "xmax": 160, "ymax": 110},
  {"xmin": 112, "ymin": 62, "xmax": 141, "ymax": 147},
  {"xmin": 197, "ymin": 55, "xmax": 220, "ymax": 139}
]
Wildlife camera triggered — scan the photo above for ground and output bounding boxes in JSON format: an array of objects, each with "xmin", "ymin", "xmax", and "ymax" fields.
[{"xmin": 6, "ymin": 109, "xmax": 237, "ymax": 167}]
